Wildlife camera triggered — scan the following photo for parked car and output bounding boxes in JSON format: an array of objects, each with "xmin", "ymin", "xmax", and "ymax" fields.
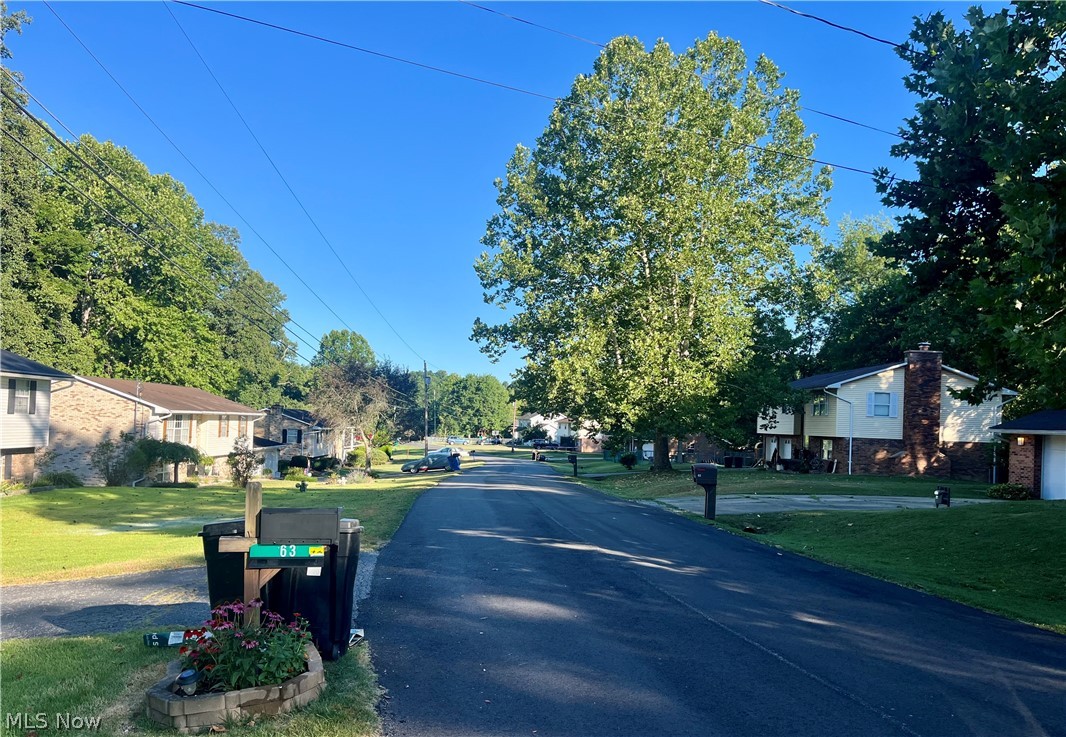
[
  {"xmin": 446, "ymin": 436, "xmax": 467, "ymax": 445},
  {"xmin": 434, "ymin": 445, "xmax": 470, "ymax": 457},
  {"xmin": 401, "ymin": 453, "xmax": 451, "ymax": 473}
]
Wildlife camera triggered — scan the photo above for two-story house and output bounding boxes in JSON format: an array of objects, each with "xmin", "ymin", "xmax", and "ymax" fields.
[
  {"xmin": 258, "ymin": 407, "xmax": 357, "ymax": 464},
  {"xmin": 46, "ymin": 376, "xmax": 263, "ymax": 485},
  {"xmin": 758, "ymin": 344, "xmax": 1014, "ymax": 480},
  {"xmin": 0, "ymin": 350, "xmax": 72, "ymax": 483}
]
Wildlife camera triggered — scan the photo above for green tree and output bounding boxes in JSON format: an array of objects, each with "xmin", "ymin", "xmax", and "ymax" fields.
[
  {"xmin": 474, "ymin": 34, "xmax": 830, "ymax": 469},
  {"xmin": 309, "ymin": 358, "xmax": 390, "ymax": 472},
  {"xmin": 312, "ymin": 329, "xmax": 375, "ymax": 368},
  {"xmin": 875, "ymin": 2, "xmax": 1066, "ymax": 410},
  {"xmin": 438, "ymin": 374, "xmax": 510, "ymax": 436}
]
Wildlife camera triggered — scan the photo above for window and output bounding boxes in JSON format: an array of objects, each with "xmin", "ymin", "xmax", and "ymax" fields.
[
  {"xmin": 166, "ymin": 415, "xmax": 190, "ymax": 444},
  {"xmin": 822, "ymin": 439, "xmax": 833, "ymax": 460},
  {"xmin": 812, "ymin": 396, "xmax": 830, "ymax": 416},
  {"xmin": 282, "ymin": 428, "xmax": 302, "ymax": 444},
  {"xmin": 238, "ymin": 416, "xmax": 248, "ymax": 437},
  {"xmin": 218, "ymin": 415, "xmax": 230, "ymax": 438},
  {"xmin": 866, "ymin": 391, "xmax": 900, "ymax": 418},
  {"xmin": 6, "ymin": 379, "xmax": 36, "ymax": 415}
]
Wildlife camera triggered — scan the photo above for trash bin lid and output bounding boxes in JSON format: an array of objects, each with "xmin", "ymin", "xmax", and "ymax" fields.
[
  {"xmin": 198, "ymin": 519, "xmax": 244, "ymax": 537},
  {"xmin": 340, "ymin": 518, "xmax": 363, "ymax": 533}
]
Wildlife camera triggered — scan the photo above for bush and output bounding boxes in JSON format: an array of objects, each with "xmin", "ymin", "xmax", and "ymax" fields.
[
  {"xmin": 347, "ymin": 446, "xmax": 389, "ymax": 468},
  {"xmin": 619, "ymin": 452, "xmax": 637, "ymax": 470},
  {"xmin": 148, "ymin": 481, "xmax": 199, "ymax": 489},
  {"xmin": 180, "ymin": 601, "xmax": 311, "ymax": 692},
  {"xmin": 311, "ymin": 456, "xmax": 341, "ymax": 473},
  {"xmin": 31, "ymin": 471, "xmax": 83, "ymax": 488},
  {"xmin": 227, "ymin": 437, "xmax": 261, "ymax": 488},
  {"xmin": 988, "ymin": 483, "xmax": 1031, "ymax": 500},
  {"xmin": 289, "ymin": 455, "xmax": 310, "ymax": 470},
  {"xmin": 284, "ymin": 467, "xmax": 309, "ymax": 481}
]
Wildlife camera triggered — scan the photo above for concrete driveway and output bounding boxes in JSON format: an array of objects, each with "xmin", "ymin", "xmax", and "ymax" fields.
[{"xmin": 661, "ymin": 494, "xmax": 999, "ymax": 515}]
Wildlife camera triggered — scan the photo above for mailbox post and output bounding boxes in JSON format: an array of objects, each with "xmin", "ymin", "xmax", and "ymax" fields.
[
  {"xmin": 567, "ymin": 453, "xmax": 578, "ymax": 477},
  {"xmin": 691, "ymin": 463, "xmax": 719, "ymax": 520},
  {"xmin": 934, "ymin": 486, "xmax": 951, "ymax": 508}
]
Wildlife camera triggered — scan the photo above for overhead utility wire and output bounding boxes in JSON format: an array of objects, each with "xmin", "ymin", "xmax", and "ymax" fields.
[
  {"xmin": 42, "ymin": 1, "xmax": 369, "ymax": 347},
  {"xmin": 1, "ymin": 126, "xmax": 321, "ymax": 367},
  {"xmin": 456, "ymin": 0, "xmax": 901, "ymax": 139},
  {"xmin": 2, "ymin": 75, "xmax": 324, "ymax": 353},
  {"xmin": 176, "ymin": 0, "xmax": 919, "ymax": 187},
  {"xmin": 757, "ymin": 0, "xmax": 928, "ymax": 57},
  {"xmin": 162, "ymin": 1, "xmax": 434, "ymax": 368}
]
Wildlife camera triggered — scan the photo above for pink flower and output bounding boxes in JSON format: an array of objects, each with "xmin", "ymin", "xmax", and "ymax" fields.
[{"xmin": 242, "ymin": 640, "xmax": 259, "ymax": 649}]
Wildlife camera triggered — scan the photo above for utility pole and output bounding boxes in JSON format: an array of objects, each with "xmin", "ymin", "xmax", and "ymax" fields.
[
  {"xmin": 423, "ymin": 362, "xmax": 430, "ymax": 457},
  {"xmin": 511, "ymin": 400, "xmax": 517, "ymax": 453}
]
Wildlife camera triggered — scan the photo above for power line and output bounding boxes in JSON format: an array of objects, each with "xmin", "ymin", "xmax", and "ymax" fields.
[
  {"xmin": 757, "ymin": 0, "xmax": 927, "ymax": 57},
  {"xmin": 174, "ymin": 0, "xmax": 918, "ymax": 186},
  {"xmin": 42, "ymin": 1, "xmax": 372, "ymax": 352},
  {"xmin": 162, "ymin": 1, "xmax": 434, "ymax": 368},
  {"xmin": 2, "ymin": 74, "xmax": 325, "ymax": 354},
  {"xmin": 455, "ymin": 0, "xmax": 901, "ymax": 139}
]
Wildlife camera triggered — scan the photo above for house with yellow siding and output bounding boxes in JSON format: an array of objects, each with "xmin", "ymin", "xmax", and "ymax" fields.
[{"xmin": 46, "ymin": 376, "xmax": 263, "ymax": 485}]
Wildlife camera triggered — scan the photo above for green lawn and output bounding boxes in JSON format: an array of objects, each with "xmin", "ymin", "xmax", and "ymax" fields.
[
  {"xmin": 576, "ymin": 466, "xmax": 991, "ymax": 500},
  {"xmin": 714, "ymin": 502, "xmax": 1066, "ymax": 633},
  {"xmin": 0, "ymin": 631, "xmax": 380, "ymax": 736},
  {"xmin": 1, "ymin": 461, "xmax": 450, "ymax": 585}
]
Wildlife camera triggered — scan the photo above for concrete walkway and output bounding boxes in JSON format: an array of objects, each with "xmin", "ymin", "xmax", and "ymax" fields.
[{"xmin": 660, "ymin": 493, "xmax": 999, "ymax": 515}]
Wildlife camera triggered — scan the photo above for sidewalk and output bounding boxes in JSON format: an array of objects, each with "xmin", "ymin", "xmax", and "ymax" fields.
[{"xmin": 660, "ymin": 494, "xmax": 999, "ymax": 515}]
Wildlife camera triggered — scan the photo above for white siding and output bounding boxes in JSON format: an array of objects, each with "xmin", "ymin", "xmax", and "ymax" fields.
[
  {"xmin": 804, "ymin": 395, "xmax": 836, "ymax": 437},
  {"xmin": 194, "ymin": 415, "xmax": 259, "ymax": 458},
  {"xmin": 0, "ymin": 378, "xmax": 51, "ymax": 449},
  {"xmin": 940, "ymin": 374, "xmax": 1003, "ymax": 443},
  {"xmin": 758, "ymin": 408, "xmax": 796, "ymax": 435},
  {"xmin": 840, "ymin": 369, "xmax": 904, "ymax": 440}
]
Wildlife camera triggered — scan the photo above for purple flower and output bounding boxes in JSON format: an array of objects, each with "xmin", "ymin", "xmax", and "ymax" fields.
[{"xmin": 242, "ymin": 639, "xmax": 259, "ymax": 649}]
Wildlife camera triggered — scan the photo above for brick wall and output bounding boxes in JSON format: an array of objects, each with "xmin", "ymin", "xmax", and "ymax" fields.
[
  {"xmin": 903, "ymin": 348, "xmax": 943, "ymax": 474},
  {"xmin": 940, "ymin": 442, "xmax": 992, "ymax": 482},
  {"xmin": 44, "ymin": 380, "xmax": 152, "ymax": 486},
  {"xmin": 2, "ymin": 449, "xmax": 36, "ymax": 482},
  {"xmin": 1007, "ymin": 435, "xmax": 1042, "ymax": 496}
]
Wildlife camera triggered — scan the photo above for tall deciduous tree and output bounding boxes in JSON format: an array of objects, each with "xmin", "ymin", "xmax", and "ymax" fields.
[
  {"xmin": 875, "ymin": 2, "xmax": 1066, "ymax": 410},
  {"xmin": 474, "ymin": 34, "xmax": 830, "ymax": 469},
  {"xmin": 312, "ymin": 329, "xmax": 375, "ymax": 368},
  {"xmin": 309, "ymin": 359, "xmax": 389, "ymax": 471}
]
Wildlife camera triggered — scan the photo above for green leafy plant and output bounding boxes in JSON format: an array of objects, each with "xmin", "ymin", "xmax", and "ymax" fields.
[
  {"xmin": 226, "ymin": 436, "xmax": 261, "ymax": 488},
  {"xmin": 347, "ymin": 447, "xmax": 388, "ymax": 468},
  {"xmin": 179, "ymin": 600, "xmax": 311, "ymax": 692},
  {"xmin": 31, "ymin": 471, "xmax": 83, "ymax": 488},
  {"xmin": 89, "ymin": 433, "xmax": 139, "ymax": 486},
  {"xmin": 284, "ymin": 467, "xmax": 309, "ymax": 481},
  {"xmin": 619, "ymin": 452, "xmax": 638, "ymax": 470},
  {"xmin": 987, "ymin": 483, "xmax": 1031, "ymax": 501}
]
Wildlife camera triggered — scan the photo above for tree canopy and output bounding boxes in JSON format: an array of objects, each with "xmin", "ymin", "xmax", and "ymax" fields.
[
  {"xmin": 474, "ymin": 34, "xmax": 830, "ymax": 467},
  {"xmin": 875, "ymin": 2, "xmax": 1066, "ymax": 411}
]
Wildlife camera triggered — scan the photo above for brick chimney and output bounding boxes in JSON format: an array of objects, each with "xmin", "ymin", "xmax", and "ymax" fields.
[{"xmin": 903, "ymin": 342, "xmax": 944, "ymax": 474}]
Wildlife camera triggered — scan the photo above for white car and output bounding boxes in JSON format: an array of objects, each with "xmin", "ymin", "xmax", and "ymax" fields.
[{"xmin": 435, "ymin": 445, "xmax": 470, "ymax": 457}]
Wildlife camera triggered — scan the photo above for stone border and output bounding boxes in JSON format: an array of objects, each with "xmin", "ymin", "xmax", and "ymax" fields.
[{"xmin": 146, "ymin": 643, "xmax": 324, "ymax": 733}]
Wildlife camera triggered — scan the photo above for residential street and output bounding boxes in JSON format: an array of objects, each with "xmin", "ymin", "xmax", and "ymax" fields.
[{"xmin": 363, "ymin": 455, "xmax": 1066, "ymax": 737}]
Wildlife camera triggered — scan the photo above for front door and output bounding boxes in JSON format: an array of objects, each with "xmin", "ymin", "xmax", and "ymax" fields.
[{"xmin": 1041, "ymin": 436, "xmax": 1066, "ymax": 500}]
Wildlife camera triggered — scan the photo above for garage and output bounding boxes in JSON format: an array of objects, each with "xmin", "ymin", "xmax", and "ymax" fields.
[
  {"xmin": 991, "ymin": 410, "xmax": 1066, "ymax": 500},
  {"xmin": 1042, "ymin": 435, "xmax": 1066, "ymax": 500}
]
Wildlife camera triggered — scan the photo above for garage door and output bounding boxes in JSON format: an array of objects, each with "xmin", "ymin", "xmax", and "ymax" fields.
[{"xmin": 1041, "ymin": 436, "xmax": 1066, "ymax": 500}]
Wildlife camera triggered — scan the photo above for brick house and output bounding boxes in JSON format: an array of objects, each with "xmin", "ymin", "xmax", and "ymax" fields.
[
  {"xmin": 758, "ymin": 344, "xmax": 1014, "ymax": 480},
  {"xmin": 258, "ymin": 407, "xmax": 358, "ymax": 464},
  {"xmin": 990, "ymin": 410, "xmax": 1066, "ymax": 499},
  {"xmin": 0, "ymin": 350, "xmax": 72, "ymax": 483},
  {"xmin": 45, "ymin": 376, "xmax": 263, "ymax": 485}
]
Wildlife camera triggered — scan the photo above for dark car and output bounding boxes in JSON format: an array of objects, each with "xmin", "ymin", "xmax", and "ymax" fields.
[{"xmin": 401, "ymin": 453, "xmax": 451, "ymax": 473}]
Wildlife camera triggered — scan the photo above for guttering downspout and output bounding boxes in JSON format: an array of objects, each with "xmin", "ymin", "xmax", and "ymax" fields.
[{"xmin": 826, "ymin": 389, "xmax": 853, "ymax": 476}]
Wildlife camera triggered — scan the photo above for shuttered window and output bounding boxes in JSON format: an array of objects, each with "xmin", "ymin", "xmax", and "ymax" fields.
[{"xmin": 867, "ymin": 392, "xmax": 899, "ymax": 418}]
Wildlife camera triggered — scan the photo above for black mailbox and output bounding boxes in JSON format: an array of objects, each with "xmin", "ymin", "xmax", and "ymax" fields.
[
  {"xmin": 691, "ymin": 463, "xmax": 719, "ymax": 520},
  {"xmin": 567, "ymin": 454, "xmax": 578, "ymax": 464},
  {"xmin": 934, "ymin": 486, "xmax": 951, "ymax": 508},
  {"xmin": 259, "ymin": 507, "xmax": 341, "ymax": 545}
]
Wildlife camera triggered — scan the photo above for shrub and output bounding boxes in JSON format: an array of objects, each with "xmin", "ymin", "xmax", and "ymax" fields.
[
  {"xmin": 347, "ymin": 446, "xmax": 388, "ymax": 468},
  {"xmin": 289, "ymin": 455, "xmax": 311, "ymax": 470},
  {"xmin": 227, "ymin": 436, "xmax": 261, "ymax": 488},
  {"xmin": 90, "ymin": 433, "xmax": 139, "ymax": 486},
  {"xmin": 619, "ymin": 452, "xmax": 638, "ymax": 470},
  {"xmin": 149, "ymin": 481, "xmax": 199, "ymax": 489},
  {"xmin": 988, "ymin": 483, "xmax": 1031, "ymax": 500},
  {"xmin": 31, "ymin": 471, "xmax": 83, "ymax": 488},
  {"xmin": 311, "ymin": 456, "xmax": 341, "ymax": 473},
  {"xmin": 180, "ymin": 600, "xmax": 310, "ymax": 692},
  {"xmin": 284, "ymin": 467, "xmax": 309, "ymax": 481}
]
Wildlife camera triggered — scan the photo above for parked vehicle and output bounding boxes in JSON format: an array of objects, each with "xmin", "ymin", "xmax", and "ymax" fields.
[
  {"xmin": 435, "ymin": 445, "xmax": 470, "ymax": 457},
  {"xmin": 446, "ymin": 436, "xmax": 467, "ymax": 445},
  {"xmin": 401, "ymin": 453, "xmax": 452, "ymax": 473}
]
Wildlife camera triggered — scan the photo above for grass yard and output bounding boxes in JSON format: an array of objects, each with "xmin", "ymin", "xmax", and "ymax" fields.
[
  {"xmin": 0, "ymin": 631, "xmax": 380, "ymax": 736},
  {"xmin": 712, "ymin": 502, "xmax": 1066, "ymax": 633},
  {"xmin": 1, "ymin": 461, "xmax": 454, "ymax": 585},
  {"xmin": 577, "ymin": 466, "xmax": 991, "ymax": 500}
]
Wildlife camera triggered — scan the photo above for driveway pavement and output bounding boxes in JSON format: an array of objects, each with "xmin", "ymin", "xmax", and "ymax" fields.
[
  {"xmin": 660, "ymin": 494, "xmax": 999, "ymax": 515},
  {"xmin": 364, "ymin": 455, "xmax": 1065, "ymax": 737}
]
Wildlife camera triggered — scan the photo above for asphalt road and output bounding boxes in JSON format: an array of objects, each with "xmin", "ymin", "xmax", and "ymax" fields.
[
  {"xmin": 662, "ymin": 494, "xmax": 998, "ymax": 515},
  {"xmin": 363, "ymin": 455, "xmax": 1066, "ymax": 737}
]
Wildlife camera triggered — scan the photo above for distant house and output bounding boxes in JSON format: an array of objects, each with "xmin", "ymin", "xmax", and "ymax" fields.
[
  {"xmin": 517, "ymin": 412, "xmax": 603, "ymax": 452},
  {"xmin": 758, "ymin": 344, "xmax": 1014, "ymax": 480},
  {"xmin": 0, "ymin": 350, "xmax": 72, "ymax": 483},
  {"xmin": 990, "ymin": 410, "xmax": 1066, "ymax": 500},
  {"xmin": 258, "ymin": 407, "xmax": 358, "ymax": 463},
  {"xmin": 46, "ymin": 376, "xmax": 263, "ymax": 485}
]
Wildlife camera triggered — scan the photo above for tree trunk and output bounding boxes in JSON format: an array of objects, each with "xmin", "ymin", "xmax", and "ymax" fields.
[
  {"xmin": 173, "ymin": 462, "xmax": 180, "ymax": 484},
  {"xmin": 362, "ymin": 438, "xmax": 373, "ymax": 473},
  {"xmin": 652, "ymin": 429, "xmax": 673, "ymax": 472}
]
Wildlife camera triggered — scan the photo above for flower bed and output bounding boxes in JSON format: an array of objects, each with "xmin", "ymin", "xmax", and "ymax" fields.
[{"xmin": 145, "ymin": 601, "xmax": 325, "ymax": 733}]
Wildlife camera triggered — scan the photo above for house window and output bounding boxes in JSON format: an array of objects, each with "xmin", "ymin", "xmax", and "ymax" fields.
[
  {"xmin": 167, "ymin": 415, "xmax": 191, "ymax": 444},
  {"xmin": 282, "ymin": 428, "xmax": 303, "ymax": 444},
  {"xmin": 812, "ymin": 396, "xmax": 829, "ymax": 416},
  {"xmin": 822, "ymin": 439, "xmax": 833, "ymax": 459},
  {"xmin": 6, "ymin": 379, "xmax": 36, "ymax": 415},
  {"xmin": 867, "ymin": 391, "xmax": 899, "ymax": 418},
  {"xmin": 218, "ymin": 415, "xmax": 230, "ymax": 438},
  {"xmin": 238, "ymin": 416, "xmax": 247, "ymax": 437}
]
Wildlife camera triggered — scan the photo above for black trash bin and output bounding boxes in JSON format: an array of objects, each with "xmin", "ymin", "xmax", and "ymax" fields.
[
  {"xmin": 269, "ymin": 518, "xmax": 363, "ymax": 661},
  {"xmin": 200, "ymin": 519, "xmax": 248, "ymax": 609}
]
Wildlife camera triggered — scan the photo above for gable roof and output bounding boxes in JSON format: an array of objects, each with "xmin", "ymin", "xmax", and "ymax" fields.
[
  {"xmin": 990, "ymin": 410, "xmax": 1066, "ymax": 434},
  {"xmin": 262, "ymin": 407, "xmax": 325, "ymax": 428},
  {"xmin": 0, "ymin": 350, "xmax": 72, "ymax": 380},
  {"xmin": 79, "ymin": 377, "xmax": 261, "ymax": 415},
  {"xmin": 790, "ymin": 363, "xmax": 902, "ymax": 391}
]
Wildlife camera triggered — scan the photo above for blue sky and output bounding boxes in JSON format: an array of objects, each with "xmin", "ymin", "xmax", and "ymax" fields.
[{"xmin": 7, "ymin": 1, "xmax": 997, "ymax": 380}]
